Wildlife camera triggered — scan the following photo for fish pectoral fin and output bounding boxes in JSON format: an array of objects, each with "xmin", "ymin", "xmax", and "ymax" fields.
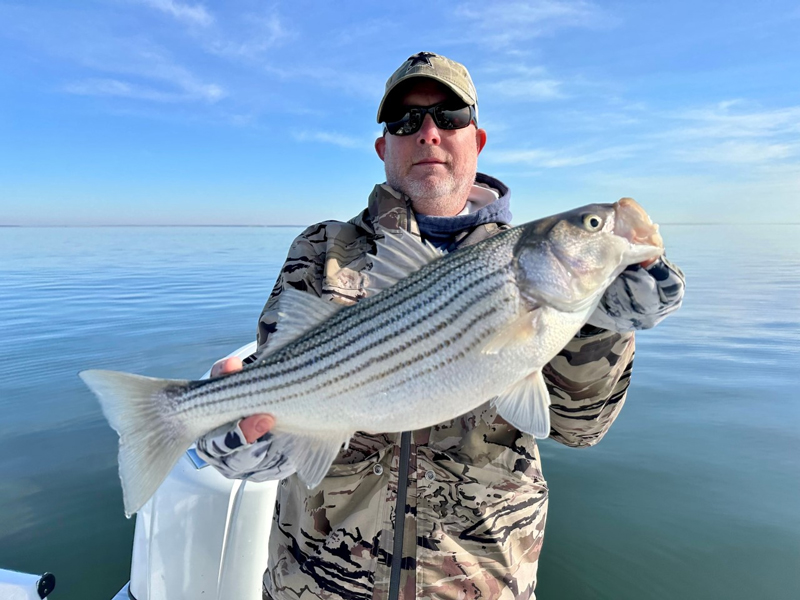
[
  {"xmin": 481, "ymin": 308, "xmax": 543, "ymax": 355},
  {"xmin": 366, "ymin": 229, "xmax": 444, "ymax": 295},
  {"xmin": 267, "ymin": 429, "xmax": 353, "ymax": 489},
  {"xmin": 492, "ymin": 371, "xmax": 551, "ymax": 438},
  {"xmin": 263, "ymin": 288, "xmax": 343, "ymax": 354}
]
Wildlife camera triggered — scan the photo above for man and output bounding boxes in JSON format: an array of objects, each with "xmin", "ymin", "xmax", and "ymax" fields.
[{"xmin": 197, "ymin": 52, "xmax": 684, "ymax": 600}]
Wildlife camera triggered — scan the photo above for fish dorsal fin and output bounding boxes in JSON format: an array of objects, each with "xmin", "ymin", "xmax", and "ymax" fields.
[
  {"xmin": 265, "ymin": 429, "xmax": 354, "ymax": 488},
  {"xmin": 264, "ymin": 288, "xmax": 343, "ymax": 353},
  {"xmin": 366, "ymin": 230, "xmax": 444, "ymax": 295},
  {"xmin": 482, "ymin": 307, "xmax": 543, "ymax": 355},
  {"xmin": 492, "ymin": 371, "xmax": 551, "ymax": 438}
]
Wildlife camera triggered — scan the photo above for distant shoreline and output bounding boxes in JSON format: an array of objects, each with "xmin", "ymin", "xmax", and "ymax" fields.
[
  {"xmin": 0, "ymin": 224, "xmax": 307, "ymax": 228},
  {"xmin": 1, "ymin": 223, "xmax": 799, "ymax": 228}
]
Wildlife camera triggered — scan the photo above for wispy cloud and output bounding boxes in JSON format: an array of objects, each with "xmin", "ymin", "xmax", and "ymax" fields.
[
  {"xmin": 580, "ymin": 169, "xmax": 800, "ymax": 223},
  {"xmin": 665, "ymin": 101, "xmax": 800, "ymax": 140},
  {"xmin": 457, "ymin": 0, "xmax": 614, "ymax": 48},
  {"xmin": 486, "ymin": 78, "xmax": 564, "ymax": 99},
  {"xmin": 483, "ymin": 65, "xmax": 564, "ymax": 100},
  {"xmin": 331, "ymin": 18, "xmax": 390, "ymax": 46},
  {"xmin": 206, "ymin": 12, "xmax": 292, "ymax": 59},
  {"xmin": 133, "ymin": 0, "xmax": 213, "ymax": 27},
  {"xmin": 62, "ymin": 44, "xmax": 225, "ymax": 103},
  {"xmin": 64, "ymin": 78, "xmax": 174, "ymax": 102},
  {"xmin": 486, "ymin": 97, "xmax": 800, "ymax": 174},
  {"xmin": 0, "ymin": 3, "xmax": 227, "ymax": 107},
  {"xmin": 489, "ymin": 144, "xmax": 642, "ymax": 168},
  {"xmin": 64, "ymin": 76, "xmax": 223, "ymax": 103},
  {"xmin": 674, "ymin": 141, "xmax": 798, "ymax": 165},
  {"xmin": 293, "ymin": 131, "xmax": 370, "ymax": 150},
  {"xmin": 265, "ymin": 64, "xmax": 384, "ymax": 101},
  {"xmin": 650, "ymin": 101, "xmax": 800, "ymax": 165},
  {"xmin": 550, "ymin": 109, "xmax": 644, "ymax": 132}
]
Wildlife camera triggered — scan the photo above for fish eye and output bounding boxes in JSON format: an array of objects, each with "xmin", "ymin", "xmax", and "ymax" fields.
[{"xmin": 582, "ymin": 214, "xmax": 604, "ymax": 231}]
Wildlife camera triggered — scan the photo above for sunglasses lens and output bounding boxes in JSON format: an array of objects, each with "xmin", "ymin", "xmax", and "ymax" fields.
[
  {"xmin": 435, "ymin": 106, "xmax": 473, "ymax": 129},
  {"xmin": 385, "ymin": 104, "xmax": 474, "ymax": 136},
  {"xmin": 386, "ymin": 109, "xmax": 422, "ymax": 135}
]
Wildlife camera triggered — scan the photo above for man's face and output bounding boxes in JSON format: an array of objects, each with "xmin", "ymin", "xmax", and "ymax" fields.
[{"xmin": 375, "ymin": 80, "xmax": 487, "ymax": 216}]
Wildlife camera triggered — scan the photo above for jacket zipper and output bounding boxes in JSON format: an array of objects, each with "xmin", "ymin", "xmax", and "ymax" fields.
[{"xmin": 388, "ymin": 431, "xmax": 411, "ymax": 600}]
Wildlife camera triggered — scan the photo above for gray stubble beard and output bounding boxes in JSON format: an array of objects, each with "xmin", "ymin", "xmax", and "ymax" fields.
[{"xmin": 386, "ymin": 162, "xmax": 477, "ymax": 217}]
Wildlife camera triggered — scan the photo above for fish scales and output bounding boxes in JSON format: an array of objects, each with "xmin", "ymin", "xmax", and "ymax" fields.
[
  {"xmin": 173, "ymin": 251, "xmax": 474, "ymax": 408},
  {"xmin": 175, "ymin": 231, "xmax": 521, "ymax": 429},
  {"xmin": 80, "ymin": 198, "xmax": 665, "ymax": 516}
]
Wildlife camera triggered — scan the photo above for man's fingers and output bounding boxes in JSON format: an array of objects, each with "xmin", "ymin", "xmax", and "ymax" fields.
[
  {"xmin": 640, "ymin": 257, "xmax": 658, "ymax": 268},
  {"xmin": 241, "ymin": 414, "xmax": 276, "ymax": 444},
  {"xmin": 211, "ymin": 356, "xmax": 243, "ymax": 377},
  {"xmin": 209, "ymin": 358, "xmax": 273, "ymax": 443}
]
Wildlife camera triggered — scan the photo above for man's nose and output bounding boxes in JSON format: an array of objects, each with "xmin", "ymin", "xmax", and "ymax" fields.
[{"xmin": 416, "ymin": 114, "xmax": 441, "ymax": 146}]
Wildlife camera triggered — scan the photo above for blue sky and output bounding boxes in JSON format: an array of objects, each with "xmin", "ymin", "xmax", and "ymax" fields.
[{"xmin": 1, "ymin": 0, "xmax": 798, "ymax": 226}]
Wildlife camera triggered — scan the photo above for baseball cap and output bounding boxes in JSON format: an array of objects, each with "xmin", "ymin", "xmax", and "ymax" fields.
[{"xmin": 377, "ymin": 52, "xmax": 478, "ymax": 123}]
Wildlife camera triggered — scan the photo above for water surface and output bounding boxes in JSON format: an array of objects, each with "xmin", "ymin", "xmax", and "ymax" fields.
[{"xmin": 1, "ymin": 225, "xmax": 798, "ymax": 599}]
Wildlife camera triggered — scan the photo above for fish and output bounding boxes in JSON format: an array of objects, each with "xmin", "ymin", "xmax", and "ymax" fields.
[{"xmin": 80, "ymin": 197, "xmax": 664, "ymax": 517}]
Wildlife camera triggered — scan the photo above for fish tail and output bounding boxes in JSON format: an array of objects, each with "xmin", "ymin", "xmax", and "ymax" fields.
[{"xmin": 79, "ymin": 369, "xmax": 194, "ymax": 518}]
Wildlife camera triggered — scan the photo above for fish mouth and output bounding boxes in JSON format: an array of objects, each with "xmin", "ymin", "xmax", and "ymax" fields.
[{"xmin": 613, "ymin": 197, "xmax": 664, "ymax": 263}]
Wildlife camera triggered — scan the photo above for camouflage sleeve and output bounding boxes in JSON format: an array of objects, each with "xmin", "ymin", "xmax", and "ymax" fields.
[
  {"xmin": 257, "ymin": 225, "xmax": 328, "ymax": 348},
  {"xmin": 543, "ymin": 256, "xmax": 683, "ymax": 447},
  {"xmin": 544, "ymin": 327, "xmax": 635, "ymax": 448},
  {"xmin": 195, "ymin": 226, "xmax": 326, "ymax": 481},
  {"xmin": 587, "ymin": 255, "xmax": 685, "ymax": 332}
]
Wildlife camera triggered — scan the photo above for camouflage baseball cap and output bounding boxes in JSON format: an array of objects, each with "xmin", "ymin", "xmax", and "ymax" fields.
[{"xmin": 377, "ymin": 52, "xmax": 478, "ymax": 123}]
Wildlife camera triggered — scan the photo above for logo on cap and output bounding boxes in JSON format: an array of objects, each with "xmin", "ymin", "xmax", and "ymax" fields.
[{"xmin": 407, "ymin": 52, "xmax": 437, "ymax": 67}]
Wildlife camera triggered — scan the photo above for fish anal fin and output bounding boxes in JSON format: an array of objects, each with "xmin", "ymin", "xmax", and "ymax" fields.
[
  {"xmin": 482, "ymin": 308, "xmax": 543, "ymax": 355},
  {"xmin": 366, "ymin": 230, "xmax": 443, "ymax": 295},
  {"xmin": 492, "ymin": 371, "xmax": 551, "ymax": 439},
  {"xmin": 265, "ymin": 288, "xmax": 343, "ymax": 353}
]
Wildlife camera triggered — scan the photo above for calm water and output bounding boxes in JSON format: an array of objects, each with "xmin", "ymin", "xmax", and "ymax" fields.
[{"xmin": 1, "ymin": 225, "xmax": 798, "ymax": 599}]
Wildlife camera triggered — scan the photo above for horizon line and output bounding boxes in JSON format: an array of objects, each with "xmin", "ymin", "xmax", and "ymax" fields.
[
  {"xmin": 2, "ymin": 222, "xmax": 800, "ymax": 228},
  {"xmin": 0, "ymin": 224, "xmax": 308, "ymax": 228}
]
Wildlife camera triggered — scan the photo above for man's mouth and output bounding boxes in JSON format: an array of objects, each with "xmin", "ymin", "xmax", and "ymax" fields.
[{"xmin": 413, "ymin": 158, "xmax": 446, "ymax": 166}]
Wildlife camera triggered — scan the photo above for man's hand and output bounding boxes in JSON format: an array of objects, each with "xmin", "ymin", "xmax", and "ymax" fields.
[
  {"xmin": 640, "ymin": 257, "xmax": 658, "ymax": 268},
  {"xmin": 211, "ymin": 356, "xmax": 276, "ymax": 444}
]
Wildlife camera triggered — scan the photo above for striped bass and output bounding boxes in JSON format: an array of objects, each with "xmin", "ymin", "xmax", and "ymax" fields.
[{"xmin": 80, "ymin": 197, "xmax": 664, "ymax": 517}]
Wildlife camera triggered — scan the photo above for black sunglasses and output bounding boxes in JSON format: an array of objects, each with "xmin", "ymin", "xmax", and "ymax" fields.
[{"xmin": 383, "ymin": 102, "xmax": 477, "ymax": 136}]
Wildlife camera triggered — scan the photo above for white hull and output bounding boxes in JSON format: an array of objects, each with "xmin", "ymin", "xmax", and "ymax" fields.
[{"xmin": 2, "ymin": 342, "xmax": 279, "ymax": 600}]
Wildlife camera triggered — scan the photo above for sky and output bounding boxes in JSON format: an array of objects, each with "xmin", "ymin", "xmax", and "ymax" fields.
[{"xmin": 0, "ymin": 0, "xmax": 798, "ymax": 226}]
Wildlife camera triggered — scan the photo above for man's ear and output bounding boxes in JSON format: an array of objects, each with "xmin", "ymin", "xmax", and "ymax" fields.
[
  {"xmin": 375, "ymin": 136, "xmax": 386, "ymax": 161},
  {"xmin": 476, "ymin": 128, "xmax": 487, "ymax": 155}
]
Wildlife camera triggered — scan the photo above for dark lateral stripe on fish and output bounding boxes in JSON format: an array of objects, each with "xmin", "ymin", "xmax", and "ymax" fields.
[
  {"xmin": 255, "ymin": 270, "xmax": 505, "ymax": 394},
  {"xmin": 261, "ymin": 230, "xmax": 516, "ymax": 362},
  {"xmin": 177, "ymin": 272, "xmax": 510, "ymax": 414},
  {"xmin": 224, "ymin": 303, "xmax": 501, "ymax": 409},
  {"xmin": 273, "ymin": 242, "xmax": 498, "ymax": 356},
  {"xmin": 178, "ymin": 246, "xmax": 487, "ymax": 403},
  {"xmin": 178, "ymin": 266, "xmax": 482, "ymax": 406},
  {"xmin": 177, "ymin": 258, "xmax": 511, "ymax": 412},
  {"xmin": 182, "ymin": 232, "xmax": 518, "ymax": 408},
  {"xmin": 180, "ymin": 302, "xmax": 502, "ymax": 414},
  {"xmin": 323, "ymin": 305, "xmax": 501, "ymax": 402}
]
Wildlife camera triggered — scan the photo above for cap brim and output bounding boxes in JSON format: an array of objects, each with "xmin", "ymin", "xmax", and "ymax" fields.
[{"xmin": 376, "ymin": 74, "xmax": 476, "ymax": 123}]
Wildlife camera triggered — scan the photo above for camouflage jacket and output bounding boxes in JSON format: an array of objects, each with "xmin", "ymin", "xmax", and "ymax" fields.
[{"xmin": 197, "ymin": 178, "xmax": 685, "ymax": 600}]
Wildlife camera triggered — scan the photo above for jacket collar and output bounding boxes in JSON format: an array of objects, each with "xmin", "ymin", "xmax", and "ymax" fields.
[{"xmin": 360, "ymin": 173, "xmax": 511, "ymax": 238}]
